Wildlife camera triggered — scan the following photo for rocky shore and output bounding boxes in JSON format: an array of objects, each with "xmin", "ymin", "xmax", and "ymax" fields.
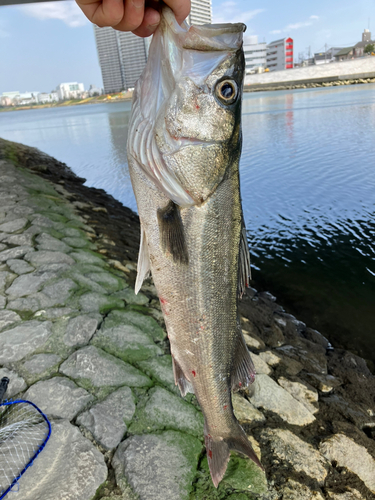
[
  {"xmin": 245, "ymin": 76, "xmax": 375, "ymax": 93},
  {"xmin": 0, "ymin": 137, "xmax": 374, "ymax": 500}
]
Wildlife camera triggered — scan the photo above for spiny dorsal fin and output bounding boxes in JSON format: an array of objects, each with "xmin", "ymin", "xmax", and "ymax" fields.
[
  {"xmin": 238, "ymin": 220, "xmax": 251, "ymax": 298},
  {"xmin": 172, "ymin": 355, "xmax": 194, "ymax": 396},
  {"xmin": 157, "ymin": 200, "xmax": 189, "ymax": 265},
  {"xmin": 135, "ymin": 224, "xmax": 151, "ymax": 294}
]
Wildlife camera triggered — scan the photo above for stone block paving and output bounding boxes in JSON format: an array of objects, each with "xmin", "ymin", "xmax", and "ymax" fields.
[{"xmin": 1, "ymin": 157, "xmax": 375, "ymax": 500}]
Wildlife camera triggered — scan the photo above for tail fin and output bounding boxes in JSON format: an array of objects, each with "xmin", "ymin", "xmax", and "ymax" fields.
[{"xmin": 205, "ymin": 421, "xmax": 263, "ymax": 488}]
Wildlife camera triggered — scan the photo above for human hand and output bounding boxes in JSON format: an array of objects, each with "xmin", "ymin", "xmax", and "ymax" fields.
[{"xmin": 76, "ymin": 0, "xmax": 191, "ymax": 37}]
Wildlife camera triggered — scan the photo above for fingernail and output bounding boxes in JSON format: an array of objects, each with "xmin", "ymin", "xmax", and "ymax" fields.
[{"xmin": 132, "ymin": 0, "xmax": 144, "ymax": 8}]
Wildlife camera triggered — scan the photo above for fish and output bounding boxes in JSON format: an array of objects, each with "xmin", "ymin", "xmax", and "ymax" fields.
[{"xmin": 127, "ymin": 6, "xmax": 263, "ymax": 487}]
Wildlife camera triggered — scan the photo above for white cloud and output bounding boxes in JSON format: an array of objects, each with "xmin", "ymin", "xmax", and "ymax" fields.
[
  {"xmin": 285, "ymin": 21, "xmax": 313, "ymax": 31},
  {"xmin": 271, "ymin": 14, "xmax": 319, "ymax": 35},
  {"xmin": 213, "ymin": 3, "xmax": 264, "ymax": 25},
  {"xmin": 18, "ymin": 0, "xmax": 88, "ymax": 28}
]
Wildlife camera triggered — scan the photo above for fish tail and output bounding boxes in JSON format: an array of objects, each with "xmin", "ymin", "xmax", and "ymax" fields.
[{"xmin": 205, "ymin": 421, "xmax": 263, "ymax": 488}]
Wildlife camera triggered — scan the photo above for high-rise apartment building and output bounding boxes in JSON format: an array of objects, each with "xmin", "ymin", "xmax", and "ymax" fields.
[
  {"xmin": 266, "ymin": 37, "xmax": 294, "ymax": 71},
  {"xmin": 94, "ymin": 0, "xmax": 212, "ymax": 94},
  {"xmin": 243, "ymin": 35, "xmax": 267, "ymax": 73}
]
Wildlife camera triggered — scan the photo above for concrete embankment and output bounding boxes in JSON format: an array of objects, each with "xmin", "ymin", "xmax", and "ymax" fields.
[
  {"xmin": 245, "ymin": 58, "xmax": 375, "ymax": 92},
  {"xmin": 0, "ymin": 137, "xmax": 375, "ymax": 500}
]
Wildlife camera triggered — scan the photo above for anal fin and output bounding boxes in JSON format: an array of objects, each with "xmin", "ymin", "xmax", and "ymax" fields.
[
  {"xmin": 135, "ymin": 224, "xmax": 151, "ymax": 294},
  {"xmin": 157, "ymin": 200, "xmax": 188, "ymax": 265},
  {"xmin": 231, "ymin": 326, "xmax": 256, "ymax": 392},
  {"xmin": 172, "ymin": 355, "xmax": 194, "ymax": 396}
]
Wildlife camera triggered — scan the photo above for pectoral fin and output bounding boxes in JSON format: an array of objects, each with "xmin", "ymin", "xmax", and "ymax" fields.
[
  {"xmin": 238, "ymin": 220, "xmax": 251, "ymax": 298},
  {"xmin": 135, "ymin": 224, "xmax": 151, "ymax": 294},
  {"xmin": 157, "ymin": 200, "xmax": 189, "ymax": 265}
]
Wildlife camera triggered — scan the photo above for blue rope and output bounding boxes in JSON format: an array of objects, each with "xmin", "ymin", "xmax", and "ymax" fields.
[{"xmin": 0, "ymin": 400, "xmax": 52, "ymax": 500}]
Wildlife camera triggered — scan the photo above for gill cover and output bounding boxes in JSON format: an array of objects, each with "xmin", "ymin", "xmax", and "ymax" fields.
[{"xmin": 127, "ymin": 7, "xmax": 246, "ymax": 207}]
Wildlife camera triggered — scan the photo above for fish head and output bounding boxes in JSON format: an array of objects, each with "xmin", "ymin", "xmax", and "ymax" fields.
[{"xmin": 128, "ymin": 7, "xmax": 246, "ymax": 205}]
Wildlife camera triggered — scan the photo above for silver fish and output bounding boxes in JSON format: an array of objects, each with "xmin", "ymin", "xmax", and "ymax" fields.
[{"xmin": 127, "ymin": 7, "xmax": 263, "ymax": 487}]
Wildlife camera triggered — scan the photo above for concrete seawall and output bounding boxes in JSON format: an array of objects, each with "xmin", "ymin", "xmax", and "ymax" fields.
[{"xmin": 245, "ymin": 58, "xmax": 375, "ymax": 91}]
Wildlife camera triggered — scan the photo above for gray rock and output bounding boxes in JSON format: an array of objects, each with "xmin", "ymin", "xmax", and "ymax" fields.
[
  {"xmin": 6, "ymin": 271, "xmax": 56, "ymax": 298},
  {"xmin": 129, "ymin": 387, "xmax": 203, "ymax": 437},
  {"xmin": 251, "ymin": 353, "xmax": 272, "ymax": 375},
  {"xmin": 232, "ymin": 393, "xmax": 266, "ymax": 424},
  {"xmin": 70, "ymin": 250, "xmax": 106, "ymax": 266},
  {"xmin": 0, "ymin": 243, "xmax": 5, "ymax": 251},
  {"xmin": 249, "ymin": 374, "xmax": 316, "ymax": 426},
  {"xmin": 1, "ymin": 232, "xmax": 34, "ymax": 246},
  {"xmin": 59, "ymin": 346, "xmax": 152, "ymax": 389},
  {"xmin": 79, "ymin": 292, "xmax": 124, "ymax": 313},
  {"xmin": 64, "ymin": 315, "xmax": 98, "ymax": 347},
  {"xmin": 0, "ymin": 367, "xmax": 27, "ymax": 398},
  {"xmin": 0, "ymin": 310, "xmax": 21, "ymax": 331},
  {"xmin": 77, "ymin": 387, "xmax": 135, "ymax": 449},
  {"xmin": 278, "ymin": 376, "xmax": 319, "ymax": 414},
  {"xmin": 0, "ymin": 217, "xmax": 28, "ymax": 233},
  {"xmin": 104, "ymin": 309, "xmax": 166, "ymax": 342},
  {"xmin": 260, "ymin": 428, "xmax": 328, "ymax": 484},
  {"xmin": 62, "ymin": 236, "xmax": 89, "ymax": 248},
  {"xmin": 277, "ymin": 344, "xmax": 327, "ymax": 374},
  {"xmin": 23, "ymin": 353, "xmax": 61, "ymax": 374},
  {"xmin": 6, "ymin": 259, "xmax": 35, "ymax": 275},
  {"xmin": 0, "ymin": 320, "xmax": 53, "ymax": 364},
  {"xmin": 11, "ymin": 419, "xmax": 107, "ymax": 500},
  {"xmin": 137, "ymin": 355, "xmax": 177, "ymax": 394},
  {"xmin": 34, "ymin": 307, "xmax": 75, "ymax": 320},
  {"xmin": 0, "ymin": 271, "xmax": 17, "ymax": 292},
  {"xmin": 306, "ymin": 372, "xmax": 342, "ymax": 393},
  {"xmin": 113, "ymin": 287, "xmax": 149, "ymax": 306},
  {"xmin": 113, "ymin": 431, "xmax": 202, "ymax": 500},
  {"xmin": 25, "ymin": 250, "xmax": 75, "ymax": 267},
  {"xmin": 91, "ymin": 321, "xmax": 162, "ymax": 364},
  {"xmin": 24, "ymin": 378, "xmax": 94, "ymax": 420},
  {"xmin": 0, "ymin": 295, "xmax": 5, "ymax": 308},
  {"xmin": 278, "ymin": 479, "xmax": 325, "ymax": 500},
  {"xmin": 243, "ymin": 333, "xmax": 265, "ymax": 350},
  {"xmin": 258, "ymin": 350, "xmax": 281, "ymax": 366},
  {"xmin": 41, "ymin": 278, "xmax": 77, "ymax": 305},
  {"xmin": 7, "ymin": 295, "xmax": 42, "ymax": 312},
  {"xmin": 36, "ymin": 233, "xmax": 71, "ymax": 253},
  {"xmin": 326, "ymin": 488, "xmax": 364, "ymax": 499},
  {"xmin": 320, "ymin": 433, "xmax": 375, "ymax": 493},
  {"xmin": 85, "ymin": 271, "xmax": 124, "ymax": 291}
]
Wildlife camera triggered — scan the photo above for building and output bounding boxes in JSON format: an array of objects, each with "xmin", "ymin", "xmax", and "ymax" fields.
[
  {"xmin": 334, "ymin": 47, "xmax": 354, "ymax": 61},
  {"xmin": 266, "ymin": 37, "xmax": 294, "ymax": 71},
  {"xmin": 37, "ymin": 92, "xmax": 58, "ymax": 103},
  {"xmin": 314, "ymin": 47, "xmax": 343, "ymax": 65},
  {"xmin": 243, "ymin": 35, "xmax": 267, "ymax": 73},
  {"xmin": 354, "ymin": 29, "xmax": 373, "ymax": 57},
  {"xmin": 56, "ymin": 82, "xmax": 85, "ymax": 100},
  {"xmin": 88, "ymin": 84, "xmax": 102, "ymax": 96},
  {"xmin": 94, "ymin": 26, "xmax": 124, "ymax": 94},
  {"xmin": 94, "ymin": 0, "xmax": 212, "ymax": 94}
]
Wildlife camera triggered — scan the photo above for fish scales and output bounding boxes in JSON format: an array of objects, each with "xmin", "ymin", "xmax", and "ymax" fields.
[{"xmin": 128, "ymin": 7, "xmax": 262, "ymax": 487}]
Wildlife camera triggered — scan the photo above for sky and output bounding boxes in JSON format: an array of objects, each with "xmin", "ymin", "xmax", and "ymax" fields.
[{"xmin": 0, "ymin": 0, "xmax": 374, "ymax": 94}]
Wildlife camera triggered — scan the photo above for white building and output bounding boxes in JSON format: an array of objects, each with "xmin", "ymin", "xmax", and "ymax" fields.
[
  {"xmin": 56, "ymin": 82, "xmax": 85, "ymax": 100},
  {"xmin": 94, "ymin": 0, "xmax": 212, "ymax": 94},
  {"xmin": 266, "ymin": 37, "xmax": 294, "ymax": 71},
  {"xmin": 88, "ymin": 84, "xmax": 102, "ymax": 96},
  {"xmin": 37, "ymin": 92, "xmax": 58, "ymax": 103},
  {"xmin": 16, "ymin": 92, "xmax": 40, "ymax": 105},
  {"xmin": 243, "ymin": 35, "xmax": 267, "ymax": 73}
]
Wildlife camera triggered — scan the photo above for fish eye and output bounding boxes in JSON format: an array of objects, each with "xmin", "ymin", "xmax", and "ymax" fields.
[{"xmin": 215, "ymin": 80, "xmax": 238, "ymax": 105}]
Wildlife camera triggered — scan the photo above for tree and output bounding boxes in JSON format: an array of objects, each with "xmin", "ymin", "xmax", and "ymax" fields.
[{"xmin": 364, "ymin": 43, "xmax": 375, "ymax": 54}]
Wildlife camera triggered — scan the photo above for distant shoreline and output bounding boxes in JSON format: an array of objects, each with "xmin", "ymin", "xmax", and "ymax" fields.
[{"xmin": 0, "ymin": 93, "xmax": 133, "ymax": 113}]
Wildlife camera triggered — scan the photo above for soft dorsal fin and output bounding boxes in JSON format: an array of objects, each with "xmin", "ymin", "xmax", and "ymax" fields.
[
  {"xmin": 238, "ymin": 220, "xmax": 251, "ymax": 298},
  {"xmin": 135, "ymin": 224, "xmax": 151, "ymax": 294},
  {"xmin": 157, "ymin": 200, "xmax": 189, "ymax": 265},
  {"xmin": 231, "ymin": 321, "xmax": 256, "ymax": 392}
]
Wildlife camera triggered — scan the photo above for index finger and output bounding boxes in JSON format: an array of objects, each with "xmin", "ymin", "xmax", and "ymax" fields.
[{"xmin": 163, "ymin": 0, "xmax": 190, "ymax": 25}]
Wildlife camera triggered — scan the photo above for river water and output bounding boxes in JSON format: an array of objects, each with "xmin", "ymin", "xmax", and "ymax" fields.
[{"xmin": 1, "ymin": 84, "xmax": 375, "ymax": 367}]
